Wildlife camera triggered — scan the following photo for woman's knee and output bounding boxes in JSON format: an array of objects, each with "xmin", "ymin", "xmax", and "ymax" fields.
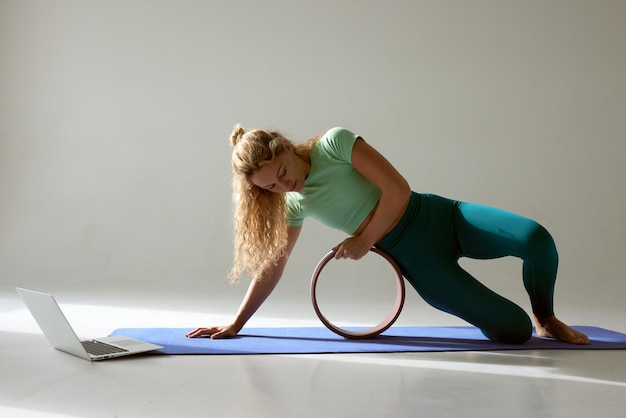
[
  {"xmin": 526, "ymin": 223, "xmax": 557, "ymax": 257},
  {"xmin": 481, "ymin": 309, "xmax": 533, "ymax": 344},
  {"xmin": 420, "ymin": 288, "xmax": 534, "ymax": 344}
]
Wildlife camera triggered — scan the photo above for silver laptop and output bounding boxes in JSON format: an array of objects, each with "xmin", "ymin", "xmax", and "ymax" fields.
[{"xmin": 16, "ymin": 287, "xmax": 162, "ymax": 361}]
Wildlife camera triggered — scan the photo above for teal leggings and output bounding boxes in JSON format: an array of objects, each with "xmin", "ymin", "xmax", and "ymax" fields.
[{"xmin": 376, "ymin": 193, "xmax": 558, "ymax": 343}]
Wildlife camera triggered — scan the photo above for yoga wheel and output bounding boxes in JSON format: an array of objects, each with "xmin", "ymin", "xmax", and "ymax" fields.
[{"xmin": 310, "ymin": 247, "xmax": 405, "ymax": 339}]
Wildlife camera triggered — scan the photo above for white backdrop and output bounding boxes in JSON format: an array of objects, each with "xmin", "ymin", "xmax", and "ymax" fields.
[{"xmin": 1, "ymin": 1, "xmax": 624, "ymax": 321}]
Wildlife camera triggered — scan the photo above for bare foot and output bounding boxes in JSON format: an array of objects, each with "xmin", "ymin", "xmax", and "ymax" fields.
[{"xmin": 534, "ymin": 315, "xmax": 590, "ymax": 345}]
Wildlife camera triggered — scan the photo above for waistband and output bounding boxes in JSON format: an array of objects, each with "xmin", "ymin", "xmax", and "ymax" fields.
[{"xmin": 376, "ymin": 192, "xmax": 431, "ymax": 252}]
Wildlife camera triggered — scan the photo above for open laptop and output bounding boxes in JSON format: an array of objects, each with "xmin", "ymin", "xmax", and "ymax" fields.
[{"xmin": 16, "ymin": 287, "xmax": 162, "ymax": 361}]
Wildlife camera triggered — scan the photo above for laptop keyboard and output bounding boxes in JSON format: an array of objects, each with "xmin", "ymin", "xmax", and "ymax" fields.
[{"xmin": 82, "ymin": 340, "xmax": 129, "ymax": 356}]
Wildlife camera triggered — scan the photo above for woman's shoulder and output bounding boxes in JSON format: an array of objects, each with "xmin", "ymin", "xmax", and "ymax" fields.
[
  {"xmin": 316, "ymin": 127, "xmax": 360, "ymax": 160},
  {"xmin": 321, "ymin": 127, "xmax": 359, "ymax": 141}
]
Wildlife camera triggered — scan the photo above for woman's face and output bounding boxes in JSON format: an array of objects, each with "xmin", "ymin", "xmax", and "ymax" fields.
[{"xmin": 249, "ymin": 148, "xmax": 310, "ymax": 193}]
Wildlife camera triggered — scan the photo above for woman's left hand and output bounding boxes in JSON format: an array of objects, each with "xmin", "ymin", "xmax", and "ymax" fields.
[{"xmin": 332, "ymin": 235, "xmax": 372, "ymax": 260}]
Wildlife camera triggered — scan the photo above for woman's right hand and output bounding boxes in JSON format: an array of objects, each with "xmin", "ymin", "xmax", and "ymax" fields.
[{"xmin": 185, "ymin": 325, "xmax": 238, "ymax": 339}]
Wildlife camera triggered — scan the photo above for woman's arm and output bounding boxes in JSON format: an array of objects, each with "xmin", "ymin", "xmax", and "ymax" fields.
[
  {"xmin": 186, "ymin": 225, "xmax": 302, "ymax": 339},
  {"xmin": 332, "ymin": 138, "xmax": 411, "ymax": 260}
]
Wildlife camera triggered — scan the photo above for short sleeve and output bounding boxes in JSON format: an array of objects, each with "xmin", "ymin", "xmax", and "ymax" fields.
[
  {"xmin": 285, "ymin": 193, "xmax": 304, "ymax": 227},
  {"xmin": 318, "ymin": 127, "xmax": 360, "ymax": 164}
]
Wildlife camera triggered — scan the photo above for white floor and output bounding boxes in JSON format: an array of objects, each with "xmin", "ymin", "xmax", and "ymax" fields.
[{"xmin": 2, "ymin": 286, "xmax": 626, "ymax": 418}]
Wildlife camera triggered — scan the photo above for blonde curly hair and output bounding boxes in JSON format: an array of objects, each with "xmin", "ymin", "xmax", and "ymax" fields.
[{"xmin": 228, "ymin": 124, "xmax": 318, "ymax": 283}]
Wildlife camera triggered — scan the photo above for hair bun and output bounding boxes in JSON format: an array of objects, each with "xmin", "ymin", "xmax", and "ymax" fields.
[{"xmin": 230, "ymin": 124, "xmax": 246, "ymax": 146}]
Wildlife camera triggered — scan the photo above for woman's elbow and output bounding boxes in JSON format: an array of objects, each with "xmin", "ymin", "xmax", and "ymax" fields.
[{"xmin": 391, "ymin": 176, "xmax": 411, "ymax": 200}]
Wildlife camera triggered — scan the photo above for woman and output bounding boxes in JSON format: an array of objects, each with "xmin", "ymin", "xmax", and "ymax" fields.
[{"xmin": 186, "ymin": 126, "xmax": 589, "ymax": 345}]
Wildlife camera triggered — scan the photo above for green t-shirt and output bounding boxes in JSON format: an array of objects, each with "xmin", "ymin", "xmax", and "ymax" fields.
[{"xmin": 285, "ymin": 127, "xmax": 382, "ymax": 235}]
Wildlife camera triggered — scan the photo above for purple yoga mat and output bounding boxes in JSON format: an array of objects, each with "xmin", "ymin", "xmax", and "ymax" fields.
[{"xmin": 109, "ymin": 326, "xmax": 626, "ymax": 355}]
